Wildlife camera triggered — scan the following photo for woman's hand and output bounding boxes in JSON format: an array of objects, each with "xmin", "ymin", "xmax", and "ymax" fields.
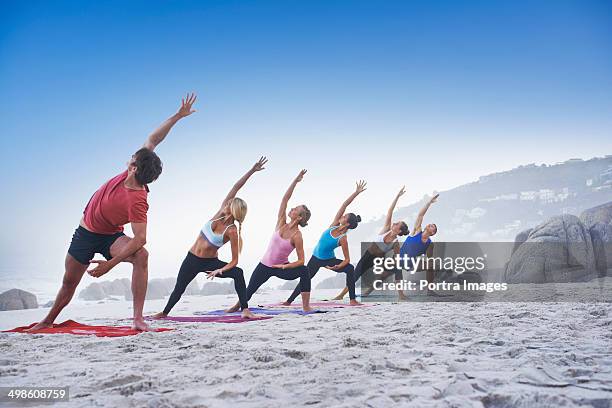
[
  {"xmin": 206, "ymin": 269, "xmax": 224, "ymax": 279},
  {"xmin": 397, "ymin": 185, "xmax": 406, "ymax": 198},
  {"xmin": 326, "ymin": 265, "xmax": 340, "ymax": 271},
  {"xmin": 295, "ymin": 169, "xmax": 307, "ymax": 182},
  {"xmin": 271, "ymin": 264, "xmax": 286, "ymax": 269},
  {"xmin": 355, "ymin": 180, "xmax": 367, "ymax": 195},
  {"xmin": 429, "ymin": 193, "xmax": 439, "ymax": 204},
  {"xmin": 251, "ymin": 156, "xmax": 268, "ymax": 172}
]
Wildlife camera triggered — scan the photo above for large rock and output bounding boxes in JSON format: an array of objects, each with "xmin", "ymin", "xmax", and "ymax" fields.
[
  {"xmin": 100, "ymin": 278, "xmax": 131, "ymax": 297},
  {"xmin": 200, "ymin": 282, "xmax": 235, "ymax": 295},
  {"xmin": 581, "ymin": 202, "xmax": 612, "ymax": 276},
  {"xmin": 580, "ymin": 202, "xmax": 612, "ymax": 228},
  {"xmin": 0, "ymin": 289, "xmax": 38, "ymax": 311},
  {"xmin": 588, "ymin": 222, "xmax": 612, "ymax": 276},
  {"xmin": 278, "ymin": 280, "xmax": 297, "ymax": 290},
  {"xmin": 79, "ymin": 282, "xmax": 107, "ymax": 301},
  {"xmin": 316, "ymin": 274, "xmax": 346, "ymax": 289},
  {"xmin": 505, "ymin": 214, "xmax": 596, "ymax": 283},
  {"xmin": 157, "ymin": 277, "xmax": 200, "ymax": 296},
  {"xmin": 124, "ymin": 279, "xmax": 170, "ymax": 301}
]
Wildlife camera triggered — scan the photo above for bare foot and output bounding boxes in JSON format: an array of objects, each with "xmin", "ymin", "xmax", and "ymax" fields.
[
  {"xmin": 349, "ymin": 299, "xmax": 363, "ymax": 306},
  {"xmin": 150, "ymin": 312, "xmax": 167, "ymax": 319},
  {"xmin": 302, "ymin": 306, "xmax": 315, "ymax": 313},
  {"xmin": 132, "ymin": 319, "xmax": 151, "ymax": 331},
  {"xmin": 241, "ymin": 309, "xmax": 259, "ymax": 319},
  {"xmin": 281, "ymin": 301, "xmax": 292, "ymax": 306},
  {"xmin": 25, "ymin": 322, "xmax": 53, "ymax": 332},
  {"xmin": 398, "ymin": 292, "xmax": 408, "ymax": 301},
  {"xmin": 331, "ymin": 295, "xmax": 344, "ymax": 301},
  {"xmin": 225, "ymin": 303, "xmax": 240, "ymax": 313}
]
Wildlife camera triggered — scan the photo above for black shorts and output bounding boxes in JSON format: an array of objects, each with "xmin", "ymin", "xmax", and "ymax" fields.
[{"xmin": 67, "ymin": 226, "xmax": 125, "ymax": 265}]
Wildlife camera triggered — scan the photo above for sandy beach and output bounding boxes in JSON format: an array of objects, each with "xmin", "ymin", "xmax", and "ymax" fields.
[{"xmin": 1, "ymin": 288, "xmax": 611, "ymax": 408}]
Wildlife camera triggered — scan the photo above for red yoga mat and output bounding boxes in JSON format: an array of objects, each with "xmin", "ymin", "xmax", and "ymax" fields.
[{"xmin": 4, "ymin": 320, "xmax": 173, "ymax": 337}]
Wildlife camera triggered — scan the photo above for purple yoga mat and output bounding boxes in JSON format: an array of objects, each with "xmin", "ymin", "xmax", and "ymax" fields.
[
  {"xmin": 195, "ymin": 307, "xmax": 329, "ymax": 316},
  {"xmin": 146, "ymin": 315, "xmax": 272, "ymax": 323}
]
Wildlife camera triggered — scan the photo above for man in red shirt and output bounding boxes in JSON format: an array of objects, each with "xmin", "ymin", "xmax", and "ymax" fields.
[{"xmin": 29, "ymin": 93, "xmax": 197, "ymax": 331}]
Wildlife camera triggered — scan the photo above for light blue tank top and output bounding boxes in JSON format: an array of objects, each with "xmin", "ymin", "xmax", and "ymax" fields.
[
  {"xmin": 312, "ymin": 226, "xmax": 346, "ymax": 260},
  {"xmin": 201, "ymin": 217, "xmax": 234, "ymax": 248}
]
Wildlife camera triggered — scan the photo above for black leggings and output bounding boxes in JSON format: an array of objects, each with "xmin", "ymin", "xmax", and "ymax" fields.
[
  {"xmin": 163, "ymin": 252, "xmax": 248, "ymax": 315},
  {"xmin": 354, "ymin": 249, "xmax": 403, "ymax": 282},
  {"xmin": 287, "ymin": 256, "xmax": 356, "ymax": 303},
  {"xmin": 246, "ymin": 262, "xmax": 311, "ymax": 302}
]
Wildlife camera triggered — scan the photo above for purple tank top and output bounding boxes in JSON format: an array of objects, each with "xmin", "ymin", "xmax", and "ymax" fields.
[{"xmin": 261, "ymin": 230, "xmax": 296, "ymax": 267}]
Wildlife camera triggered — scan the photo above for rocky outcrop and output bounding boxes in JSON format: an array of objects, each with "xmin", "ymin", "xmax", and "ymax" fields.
[
  {"xmin": 200, "ymin": 282, "xmax": 235, "ymax": 296},
  {"xmin": 100, "ymin": 278, "xmax": 131, "ymax": 297},
  {"xmin": 0, "ymin": 289, "xmax": 38, "ymax": 311},
  {"xmin": 581, "ymin": 202, "xmax": 612, "ymax": 276},
  {"xmin": 315, "ymin": 274, "xmax": 346, "ymax": 289},
  {"xmin": 125, "ymin": 279, "xmax": 169, "ymax": 301},
  {"xmin": 505, "ymin": 214, "xmax": 596, "ymax": 283},
  {"xmin": 79, "ymin": 282, "xmax": 107, "ymax": 301}
]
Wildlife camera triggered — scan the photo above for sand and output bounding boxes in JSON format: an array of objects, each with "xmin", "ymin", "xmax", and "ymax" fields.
[{"xmin": 1, "ymin": 288, "xmax": 611, "ymax": 407}]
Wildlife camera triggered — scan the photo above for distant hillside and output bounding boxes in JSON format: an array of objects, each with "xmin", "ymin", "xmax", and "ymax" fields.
[{"xmin": 352, "ymin": 156, "xmax": 612, "ymax": 245}]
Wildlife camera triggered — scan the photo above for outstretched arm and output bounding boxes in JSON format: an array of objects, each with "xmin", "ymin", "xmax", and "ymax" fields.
[
  {"xmin": 143, "ymin": 93, "xmax": 197, "ymax": 151},
  {"xmin": 413, "ymin": 193, "xmax": 439, "ymax": 234},
  {"xmin": 381, "ymin": 186, "xmax": 406, "ymax": 233},
  {"xmin": 215, "ymin": 156, "xmax": 267, "ymax": 215},
  {"xmin": 331, "ymin": 180, "xmax": 367, "ymax": 227},
  {"xmin": 277, "ymin": 169, "xmax": 307, "ymax": 229}
]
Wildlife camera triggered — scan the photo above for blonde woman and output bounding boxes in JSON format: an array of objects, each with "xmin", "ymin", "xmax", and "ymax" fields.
[{"xmin": 154, "ymin": 157, "xmax": 267, "ymax": 319}]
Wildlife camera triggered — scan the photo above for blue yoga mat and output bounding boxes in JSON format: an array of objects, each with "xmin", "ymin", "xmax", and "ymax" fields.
[{"xmin": 194, "ymin": 307, "xmax": 330, "ymax": 316}]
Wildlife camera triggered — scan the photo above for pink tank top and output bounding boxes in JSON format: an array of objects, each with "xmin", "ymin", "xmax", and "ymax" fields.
[{"xmin": 261, "ymin": 230, "xmax": 296, "ymax": 267}]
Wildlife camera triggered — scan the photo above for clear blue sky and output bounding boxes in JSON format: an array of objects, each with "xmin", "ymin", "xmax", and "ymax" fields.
[{"xmin": 1, "ymin": 0, "xmax": 611, "ymax": 289}]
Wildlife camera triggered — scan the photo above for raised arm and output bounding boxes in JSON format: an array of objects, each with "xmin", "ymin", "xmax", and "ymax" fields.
[
  {"xmin": 215, "ymin": 156, "xmax": 267, "ymax": 215},
  {"xmin": 277, "ymin": 169, "xmax": 306, "ymax": 229},
  {"xmin": 381, "ymin": 186, "xmax": 406, "ymax": 233},
  {"xmin": 413, "ymin": 193, "xmax": 439, "ymax": 234},
  {"xmin": 331, "ymin": 180, "xmax": 367, "ymax": 227},
  {"xmin": 143, "ymin": 93, "xmax": 197, "ymax": 151}
]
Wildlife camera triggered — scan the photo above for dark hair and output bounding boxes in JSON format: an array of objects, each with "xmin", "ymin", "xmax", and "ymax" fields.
[
  {"xmin": 346, "ymin": 213, "xmax": 361, "ymax": 229},
  {"xmin": 399, "ymin": 221, "xmax": 409, "ymax": 236},
  {"xmin": 133, "ymin": 148, "xmax": 163, "ymax": 185},
  {"xmin": 431, "ymin": 223, "xmax": 438, "ymax": 235},
  {"xmin": 298, "ymin": 205, "xmax": 311, "ymax": 227}
]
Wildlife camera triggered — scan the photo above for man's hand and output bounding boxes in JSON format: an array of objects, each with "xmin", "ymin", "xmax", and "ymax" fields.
[
  {"xmin": 176, "ymin": 93, "xmax": 197, "ymax": 118},
  {"xmin": 251, "ymin": 156, "xmax": 268, "ymax": 172},
  {"xmin": 295, "ymin": 169, "xmax": 307, "ymax": 182},
  {"xmin": 87, "ymin": 260, "xmax": 113, "ymax": 278}
]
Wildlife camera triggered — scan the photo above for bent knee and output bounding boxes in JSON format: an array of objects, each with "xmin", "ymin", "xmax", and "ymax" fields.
[{"xmin": 131, "ymin": 247, "xmax": 149, "ymax": 264}]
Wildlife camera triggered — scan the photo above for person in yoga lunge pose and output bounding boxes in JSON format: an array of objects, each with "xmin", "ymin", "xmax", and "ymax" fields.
[
  {"xmin": 227, "ymin": 169, "xmax": 314, "ymax": 312},
  {"xmin": 29, "ymin": 93, "xmax": 198, "ymax": 332},
  {"xmin": 332, "ymin": 186, "xmax": 410, "ymax": 301},
  {"xmin": 153, "ymin": 157, "xmax": 268, "ymax": 320},
  {"xmin": 365, "ymin": 193, "xmax": 439, "ymax": 296},
  {"xmin": 284, "ymin": 181, "xmax": 367, "ymax": 306}
]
